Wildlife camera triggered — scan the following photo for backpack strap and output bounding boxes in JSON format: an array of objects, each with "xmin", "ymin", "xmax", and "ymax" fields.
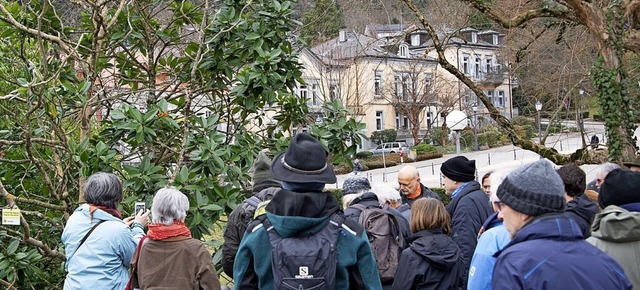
[
  {"xmin": 125, "ymin": 236, "xmax": 149, "ymax": 290},
  {"xmin": 68, "ymin": 220, "xmax": 106, "ymax": 261}
]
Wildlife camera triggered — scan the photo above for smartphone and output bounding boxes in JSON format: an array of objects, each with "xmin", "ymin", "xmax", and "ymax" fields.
[{"xmin": 134, "ymin": 202, "xmax": 146, "ymax": 216}]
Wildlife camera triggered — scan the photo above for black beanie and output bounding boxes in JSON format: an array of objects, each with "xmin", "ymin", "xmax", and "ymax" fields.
[
  {"xmin": 599, "ymin": 169, "xmax": 640, "ymax": 208},
  {"xmin": 497, "ymin": 159, "xmax": 566, "ymax": 216},
  {"xmin": 441, "ymin": 156, "xmax": 476, "ymax": 182}
]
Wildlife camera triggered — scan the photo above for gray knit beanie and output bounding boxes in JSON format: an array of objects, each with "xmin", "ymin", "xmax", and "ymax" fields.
[
  {"xmin": 497, "ymin": 159, "xmax": 566, "ymax": 216},
  {"xmin": 342, "ymin": 176, "xmax": 371, "ymax": 195}
]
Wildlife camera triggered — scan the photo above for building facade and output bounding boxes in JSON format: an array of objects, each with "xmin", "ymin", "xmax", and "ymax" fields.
[{"xmin": 297, "ymin": 24, "xmax": 514, "ymax": 147}]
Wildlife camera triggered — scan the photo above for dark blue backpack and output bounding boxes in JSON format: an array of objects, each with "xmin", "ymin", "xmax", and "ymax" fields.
[{"xmin": 262, "ymin": 213, "xmax": 343, "ymax": 290}]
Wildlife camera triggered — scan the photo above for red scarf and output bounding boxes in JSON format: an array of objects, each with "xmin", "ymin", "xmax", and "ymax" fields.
[
  {"xmin": 147, "ymin": 221, "xmax": 192, "ymax": 240},
  {"xmin": 89, "ymin": 204, "xmax": 122, "ymax": 221}
]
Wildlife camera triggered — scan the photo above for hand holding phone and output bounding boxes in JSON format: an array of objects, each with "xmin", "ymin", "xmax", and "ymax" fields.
[
  {"xmin": 135, "ymin": 202, "xmax": 146, "ymax": 216},
  {"xmin": 134, "ymin": 202, "xmax": 151, "ymax": 227}
]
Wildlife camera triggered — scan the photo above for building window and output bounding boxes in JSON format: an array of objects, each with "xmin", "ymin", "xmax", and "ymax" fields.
[
  {"xmin": 462, "ymin": 55, "xmax": 470, "ymax": 75},
  {"xmin": 426, "ymin": 111, "xmax": 433, "ymax": 129},
  {"xmin": 411, "ymin": 34, "xmax": 420, "ymax": 46},
  {"xmin": 311, "ymin": 83, "xmax": 319, "ymax": 106},
  {"xmin": 498, "ymin": 90, "xmax": 505, "ymax": 107},
  {"xmin": 475, "ymin": 57, "xmax": 481, "ymax": 78},
  {"xmin": 374, "ymin": 72, "xmax": 382, "ymax": 96},
  {"xmin": 485, "ymin": 56, "xmax": 493, "ymax": 73},
  {"xmin": 493, "ymin": 34, "xmax": 499, "ymax": 45},
  {"xmin": 298, "ymin": 85, "xmax": 308, "ymax": 100},
  {"xmin": 399, "ymin": 44, "xmax": 408, "ymax": 58},
  {"xmin": 395, "ymin": 73, "xmax": 411, "ymax": 101},
  {"xmin": 395, "ymin": 112, "xmax": 400, "ymax": 129},
  {"xmin": 329, "ymin": 84, "xmax": 339, "ymax": 100},
  {"xmin": 403, "ymin": 116, "xmax": 409, "ymax": 129},
  {"xmin": 471, "ymin": 32, "xmax": 478, "ymax": 43},
  {"xmin": 486, "ymin": 90, "xmax": 494, "ymax": 105},
  {"xmin": 424, "ymin": 73, "xmax": 432, "ymax": 90},
  {"xmin": 376, "ymin": 111, "xmax": 384, "ymax": 130}
]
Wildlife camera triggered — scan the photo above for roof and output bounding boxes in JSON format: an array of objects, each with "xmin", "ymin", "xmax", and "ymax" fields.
[{"xmin": 311, "ymin": 31, "xmax": 394, "ymax": 61}]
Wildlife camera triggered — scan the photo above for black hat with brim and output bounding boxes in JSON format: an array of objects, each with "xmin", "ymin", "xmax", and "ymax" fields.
[{"xmin": 271, "ymin": 133, "xmax": 337, "ymax": 184}]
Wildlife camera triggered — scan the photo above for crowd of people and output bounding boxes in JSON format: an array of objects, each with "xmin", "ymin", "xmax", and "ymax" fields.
[{"xmin": 61, "ymin": 133, "xmax": 640, "ymax": 290}]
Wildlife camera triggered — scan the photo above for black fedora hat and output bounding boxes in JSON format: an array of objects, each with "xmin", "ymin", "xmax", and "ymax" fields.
[{"xmin": 271, "ymin": 133, "xmax": 336, "ymax": 184}]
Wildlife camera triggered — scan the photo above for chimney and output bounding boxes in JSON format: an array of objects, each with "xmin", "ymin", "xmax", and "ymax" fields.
[{"xmin": 339, "ymin": 29, "xmax": 347, "ymax": 42}]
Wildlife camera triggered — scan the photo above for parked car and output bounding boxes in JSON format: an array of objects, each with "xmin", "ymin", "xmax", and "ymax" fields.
[{"xmin": 369, "ymin": 142, "xmax": 409, "ymax": 154}]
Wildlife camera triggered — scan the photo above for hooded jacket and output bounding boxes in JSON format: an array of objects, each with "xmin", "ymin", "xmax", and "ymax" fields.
[
  {"xmin": 62, "ymin": 204, "xmax": 145, "ymax": 290},
  {"xmin": 565, "ymin": 194, "xmax": 599, "ymax": 238},
  {"xmin": 445, "ymin": 181, "xmax": 493, "ymax": 289},
  {"xmin": 222, "ymin": 187, "xmax": 279, "ymax": 277},
  {"xmin": 233, "ymin": 189, "xmax": 382, "ymax": 290},
  {"xmin": 467, "ymin": 212, "xmax": 510, "ymax": 290},
  {"xmin": 493, "ymin": 213, "xmax": 632, "ymax": 290},
  {"xmin": 588, "ymin": 205, "xmax": 640, "ymax": 289},
  {"xmin": 391, "ymin": 229, "xmax": 463, "ymax": 290}
]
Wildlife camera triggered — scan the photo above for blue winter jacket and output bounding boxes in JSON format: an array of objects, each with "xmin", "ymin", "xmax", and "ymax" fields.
[
  {"xmin": 467, "ymin": 212, "xmax": 510, "ymax": 290},
  {"xmin": 492, "ymin": 213, "xmax": 632, "ymax": 290},
  {"xmin": 233, "ymin": 189, "xmax": 382, "ymax": 290},
  {"xmin": 62, "ymin": 204, "xmax": 145, "ymax": 290}
]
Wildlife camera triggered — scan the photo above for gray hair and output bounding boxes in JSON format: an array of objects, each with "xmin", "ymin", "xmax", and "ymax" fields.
[
  {"xmin": 489, "ymin": 169, "xmax": 511, "ymax": 202},
  {"xmin": 152, "ymin": 187, "xmax": 189, "ymax": 225},
  {"xmin": 372, "ymin": 182, "xmax": 402, "ymax": 206},
  {"xmin": 84, "ymin": 172, "xmax": 123, "ymax": 209},
  {"xmin": 596, "ymin": 162, "xmax": 621, "ymax": 177}
]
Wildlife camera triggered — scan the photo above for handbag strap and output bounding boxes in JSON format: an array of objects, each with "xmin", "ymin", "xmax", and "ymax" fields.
[
  {"xmin": 126, "ymin": 235, "xmax": 148, "ymax": 290},
  {"xmin": 68, "ymin": 220, "xmax": 106, "ymax": 260}
]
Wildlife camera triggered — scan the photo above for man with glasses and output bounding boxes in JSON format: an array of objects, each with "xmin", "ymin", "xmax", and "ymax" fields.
[
  {"xmin": 397, "ymin": 165, "xmax": 440, "ymax": 206},
  {"xmin": 492, "ymin": 159, "xmax": 631, "ymax": 290}
]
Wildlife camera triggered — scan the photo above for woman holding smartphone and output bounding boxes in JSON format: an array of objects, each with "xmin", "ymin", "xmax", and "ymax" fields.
[
  {"xmin": 130, "ymin": 187, "xmax": 221, "ymax": 289},
  {"xmin": 62, "ymin": 172, "xmax": 150, "ymax": 290}
]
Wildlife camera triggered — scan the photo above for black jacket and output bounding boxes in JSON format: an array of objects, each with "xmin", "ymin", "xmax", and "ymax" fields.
[
  {"xmin": 445, "ymin": 181, "xmax": 492, "ymax": 289},
  {"xmin": 221, "ymin": 187, "xmax": 279, "ymax": 277},
  {"xmin": 402, "ymin": 183, "xmax": 440, "ymax": 206},
  {"xmin": 391, "ymin": 229, "xmax": 464, "ymax": 290},
  {"xmin": 565, "ymin": 194, "xmax": 599, "ymax": 238}
]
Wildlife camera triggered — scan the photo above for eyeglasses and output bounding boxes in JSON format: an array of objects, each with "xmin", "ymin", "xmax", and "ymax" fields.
[{"xmin": 492, "ymin": 201, "xmax": 503, "ymax": 211}]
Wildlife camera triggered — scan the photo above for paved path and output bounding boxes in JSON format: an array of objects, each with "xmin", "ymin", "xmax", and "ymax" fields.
[{"xmin": 329, "ymin": 131, "xmax": 602, "ymax": 190}]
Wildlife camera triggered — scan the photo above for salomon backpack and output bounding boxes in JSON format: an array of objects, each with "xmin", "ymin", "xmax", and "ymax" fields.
[
  {"xmin": 262, "ymin": 213, "xmax": 343, "ymax": 290},
  {"xmin": 351, "ymin": 204, "xmax": 405, "ymax": 282}
]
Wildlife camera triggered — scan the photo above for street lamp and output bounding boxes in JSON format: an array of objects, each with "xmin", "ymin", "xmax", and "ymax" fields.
[
  {"xmin": 577, "ymin": 88, "xmax": 588, "ymax": 148},
  {"xmin": 535, "ymin": 101, "xmax": 542, "ymax": 144},
  {"xmin": 472, "ymin": 104, "xmax": 479, "ymax": 151}
]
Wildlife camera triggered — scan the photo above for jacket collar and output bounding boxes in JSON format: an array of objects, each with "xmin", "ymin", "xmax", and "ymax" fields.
[{"xmin": 496, "ymin": 213, "xmax": 583, "ymax": 257}]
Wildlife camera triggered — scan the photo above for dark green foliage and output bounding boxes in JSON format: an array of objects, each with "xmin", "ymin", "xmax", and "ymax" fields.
[
  {"xmin": 370, "ymin": 129, "xmax": 398, "ymax": 145},
  {"xmin": 355, "ymin": 151, "xmax": 373, "ymax": 159},
  {"xmin": 413, "ymin": 143, "xmax": 438, "ymax": 154},
  {"xmin": 300, "ymin": 0, "xmax": 345, "ymax": 45}
]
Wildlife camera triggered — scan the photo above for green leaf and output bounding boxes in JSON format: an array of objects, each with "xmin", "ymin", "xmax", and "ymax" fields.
[{"xmin": 7, "ymin": 240, "xmax": 19, "ymax": 255}]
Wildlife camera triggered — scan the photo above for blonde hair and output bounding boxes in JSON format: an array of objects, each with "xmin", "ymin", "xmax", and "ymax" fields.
[
  {"xmin": 341, "ymin": 194, "xmax": 359, "ymax": 209},
  {"xmin": 410, "ymin": 198, "xmax": 451, "ymax": 235}
]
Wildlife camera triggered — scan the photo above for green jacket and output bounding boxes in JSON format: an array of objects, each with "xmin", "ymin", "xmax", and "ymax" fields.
[
  {"xmin": 588, "ymin": 205, "xmax": 640, "ymax": 289},
  {"xmin": 233, "ymin": 189, "xmax": 382, "ymax": 290}
]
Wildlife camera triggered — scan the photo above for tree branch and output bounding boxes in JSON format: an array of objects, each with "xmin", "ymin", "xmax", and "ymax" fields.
[{"xmin": 460, "ymin": 0, "xmax": 573, "ymax": 28}]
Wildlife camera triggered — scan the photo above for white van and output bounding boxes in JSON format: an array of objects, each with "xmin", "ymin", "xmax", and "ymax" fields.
[{"xmin": 369, "ymin": 142, "xmax": 409, "ymax": 154}]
